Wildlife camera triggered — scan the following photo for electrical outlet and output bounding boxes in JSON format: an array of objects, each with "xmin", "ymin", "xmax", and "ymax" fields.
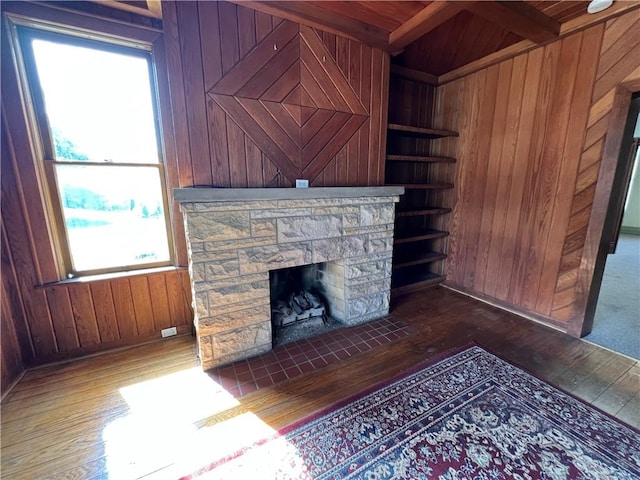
[{"xmin": 161, "ymin": 327, "xmax": 177, "ymax": 338}]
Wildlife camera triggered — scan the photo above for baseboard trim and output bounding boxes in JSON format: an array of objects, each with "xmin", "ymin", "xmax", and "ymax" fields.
[
  {"xmin": 441, "ymin": 283, "xmax": 568, "ymax": 335},
  {"xmin": 620, "ymin": 226, "xmax": 640, "ymax": 235},
  {"xmin": 1, "ymin": 370, "xmax": 26, "ymax": 403}
]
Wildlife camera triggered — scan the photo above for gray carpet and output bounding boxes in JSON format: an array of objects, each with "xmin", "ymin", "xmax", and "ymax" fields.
[{"xmin": 585, "ymin": 234, "xmax": 640, "ymax": 359}]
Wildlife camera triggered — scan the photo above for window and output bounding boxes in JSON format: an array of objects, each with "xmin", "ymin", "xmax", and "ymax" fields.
[{"xmin": 15, "ymin": 26, "xmax": 173, "ymax": 277}]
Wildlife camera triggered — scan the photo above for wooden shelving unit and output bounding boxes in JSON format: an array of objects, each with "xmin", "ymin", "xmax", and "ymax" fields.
[{"xmin": 385, "ymin": 74, "xmax": 458, "ymax": 296}]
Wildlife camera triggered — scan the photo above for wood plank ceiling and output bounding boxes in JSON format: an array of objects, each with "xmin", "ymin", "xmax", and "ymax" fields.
[{"xmin": 100, "ymin": 1, "xmax": 634, "ymax": 80}]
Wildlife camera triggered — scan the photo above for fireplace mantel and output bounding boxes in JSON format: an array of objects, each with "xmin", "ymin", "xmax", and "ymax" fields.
[
  {"xmin": 174, "ymin": 186, "xmax": 405, "ymax": 203},
  {"xmin": 175, "ymin": 186, "xmax": 404, "ymax": 369}
]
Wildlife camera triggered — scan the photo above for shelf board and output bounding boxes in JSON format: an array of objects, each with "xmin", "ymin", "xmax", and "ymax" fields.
[
  {"xmin": 393, "ymin": 251, "xmax": 447, "ymax": 269},
  {"xmin": 387, "ymin": 183, "xmax": 453, "ymax": 190},
  {"xmin": 387, "ymin": 123, "xmax": 459, "ymax": 138},
  {"xmin": 396, "ymin": 207, "xmax": 451, "ymax": 217},
  {"xmin": 391, "ymin": 272, "xmax": 445, "ymax": 296},
  {"xmin": 395, "ymin": 229, "xmax": 449, "ymax": 244},
  {"xmin": 386, "ymin": 155, "xmax": 456, "ymax": 163}
]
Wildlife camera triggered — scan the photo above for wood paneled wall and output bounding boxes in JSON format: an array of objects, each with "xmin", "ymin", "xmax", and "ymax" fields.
[
  {"xmin": 0, "ymin": 2, "xmax": 194, "ymax": 371},
  {"xmin": 434, "ymin": 11, "xmax": 640, "ymax": 334},
  {"xmin": 0, "ymin": 1, "xmax": 391, "ymax": 374},
  {"xmin": 162, "ymin": 1, "xmax": 389, "ymax": 188}
]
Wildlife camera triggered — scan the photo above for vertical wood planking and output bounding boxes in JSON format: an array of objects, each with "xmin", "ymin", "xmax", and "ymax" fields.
[
  {"xmin": 90, "ymin": 282, "xmax": 119, "ymax": 343},
  {"xmin": 45, "ymin": 287, "xmax": 80, "ymax": 352},
  {"xmin": 161, "ymin": 0, "xmax": 194, "ymax": 187},
  {"xmin": 438, "ymin": 16, "xmax": 638, "ymax": 334},
  {"xmin": 111, "ymin": 279, "xmax": 138, "ymax": 338},
  {"xmin": 147, "ymin": 274, "xmax": 172, "ymax": 331},
  {"xmin": 129, "ymin": 276, "xmax": 156, "ymax": 336},
  {"xmin": 177, "ymin": 1, "xmax": 212, "ymax": 186},
  {"xmin": 67, "ymin": 284, "xmax": 100, "ymax": 347}
]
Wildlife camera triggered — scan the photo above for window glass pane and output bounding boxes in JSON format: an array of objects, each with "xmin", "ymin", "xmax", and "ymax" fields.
[
  {"xmin": 31, "ymin": 38, "xmax": 159, "ymax": 164},
  {"xmin": 56, "ymin": 164, "xmax": 170, "ymax": 272}
]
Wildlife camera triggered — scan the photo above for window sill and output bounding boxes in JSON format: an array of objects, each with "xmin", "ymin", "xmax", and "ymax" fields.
[{"xmin": 39, "ymin": 265, "xmax": 187, "ymax": 288}]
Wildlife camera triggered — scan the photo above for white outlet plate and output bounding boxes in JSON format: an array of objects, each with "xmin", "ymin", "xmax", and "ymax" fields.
[
  {"xmin": 295, "ymin": 179, "xmax": 309, "ymax": 188},
  {"xmin": 161, "ymin": 327, "xmax": 177, "ymax": 338}
]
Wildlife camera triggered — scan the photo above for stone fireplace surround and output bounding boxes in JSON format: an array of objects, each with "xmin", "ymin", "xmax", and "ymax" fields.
[{"xmin": 175, "ymin": 187, "xmax": 403, "ymax": 370}]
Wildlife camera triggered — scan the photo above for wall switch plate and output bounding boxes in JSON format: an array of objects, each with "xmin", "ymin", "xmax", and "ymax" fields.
[
  {"xmin": 296, "ymin": 179, "xmax": 309, "ymax": 188},
  {"xmin": 161, "ymin": 327, "xmax": 178, "ymax": 338}
]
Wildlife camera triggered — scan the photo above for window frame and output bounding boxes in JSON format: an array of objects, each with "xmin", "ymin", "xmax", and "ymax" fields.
[{"xmin": 7, "ymin": 15, "xmax": 176, "ymax": 278}]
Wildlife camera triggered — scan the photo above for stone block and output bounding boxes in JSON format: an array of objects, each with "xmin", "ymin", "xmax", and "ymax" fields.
[
  {"xmin": 187, "ymin": 212, "xmax": 251, "ymax": 242},
  {"xmin": 205, "ymin": 258, "xmax": 240, "ymax": 280},
  {"xmin": 343, "ymin": 213, "xmax": 361, "ymax": 228},
  {"xmin": 312, "ymin": 206, "xmax": 359, "ymax": 215},
  {"xmin": 204, "ymin": 236, "xmax": 276, "ymax": 252},
  {"xmin": 344, "ymin": 224, "xmax": 393, "ymax": 236},
  {"xmin": 191, "ymin": 262, "xmax": 205, "ymax": 283},
  {"xmin": 198, "ymin": 334, "xmax": 214, "ymax": 363},
  {"xmin": 312, "ymin": 238, "xmax": 343, "ymax": 263},
  {"xmin": 367, "ymin": 237, "xmax": 393, "ymax": 254},
  {"xmin": 238, "ymin": 243, "xmax": 312, "ymax": 274},
  {"xmin": 206, "ymin": 343, "xmax": 272, "ymax": 370},
  {"xmin": 278, "ymin": 215, "xmax": 342, "ymax": 243},
  {"xmin": 346, "ymin": 260, "xmax": 387, "ymax": 279},
  {"xmin": 212, "ymin": 321, "xmax": 271, "ymax": 360},
  {"xmin": 346, "ymin": 293, "xmax": 386, "ymax": 319},
  {"xmin": 206, "ymin": 295, "xmax": 270, "ymax": 316},
  {"xmin": 346, "ymin": 278, "xmax": 391, "ymax": 298},
  {"xmin": 252, "ymin": 208, "xmax": 311, "ymax": 219},
  {"xmin": 251, "ymin": 219, "xmax": 277, "ymax": 237},
  {"xmin": 198, "ymin": 304, "xmax": 270, "ymax": 336},
  {"xmin": 195, "ymin": 292, "xmax": 208, "ymax": 319},
  {"xmin": 343, "ymin": 235, "xmax": 367, "ymax": 257},
  {"xmin": 207, "ymin": 280, "xmax": 269, "ymax": 307},
  {"xmin": 191, "ymin": 249, "xmax": 239, "ymax": 263},
  {"xmin": 360, "ymin": 204, "xmax": 394, "ymax": 226},
  {"xmin": 342, "ymin": 309, "xmax": 389, "ymax": 326}
]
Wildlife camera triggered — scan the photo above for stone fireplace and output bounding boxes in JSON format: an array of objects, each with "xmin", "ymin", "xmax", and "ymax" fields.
[{"xmin": 175, "ymin": 187, "xmax": 403, "ymax": 370}]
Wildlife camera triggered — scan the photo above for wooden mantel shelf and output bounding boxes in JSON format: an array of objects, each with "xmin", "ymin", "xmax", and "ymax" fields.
[{"xmin": 174, "ymin": 186, "xmax": 405, "ymax": 203}]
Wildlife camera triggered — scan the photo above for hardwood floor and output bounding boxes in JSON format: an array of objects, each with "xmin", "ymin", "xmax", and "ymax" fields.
[{"xmin": 2, "ymin": 287, "xmax": 638, "ymax": 479}]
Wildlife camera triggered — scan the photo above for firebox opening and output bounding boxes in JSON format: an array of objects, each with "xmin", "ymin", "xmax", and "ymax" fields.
[{"xmin": 269, "ymin": 262, "xmax": 343, "ymax": 346}]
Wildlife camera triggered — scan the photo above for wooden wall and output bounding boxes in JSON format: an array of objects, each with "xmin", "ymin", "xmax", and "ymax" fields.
[
  {"xmin": 162, "ymin": 1, "xmax": 389, "ymax": 188},
  {"xmin": 434, "ymin": 11, "xmax": 640, "ymax": 334},
  {"xmin": 0, "ymin": 0, "xmax": 391, "ymax": 379},
  {"xmin": 0, "ymin": 2, "xmax": 194, "ymax": 375}
]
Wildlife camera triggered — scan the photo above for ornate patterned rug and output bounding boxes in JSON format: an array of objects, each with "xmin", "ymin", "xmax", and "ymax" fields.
[{"xmin": 183, "ymin": 345, "xmax": 640, "ymax": 479}]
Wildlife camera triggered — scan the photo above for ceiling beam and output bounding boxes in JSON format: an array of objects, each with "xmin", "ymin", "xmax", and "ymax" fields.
[
  {"xmin": 389, "ymin": 1, "xmax": 467, "ymax": 51},
  {"xmin": 229, "ymin": 1, "xmax": 390, "ymax": 51},
  {"xmin": 466, "ymin": 1, "xmax": 560, "ymax": 43}
]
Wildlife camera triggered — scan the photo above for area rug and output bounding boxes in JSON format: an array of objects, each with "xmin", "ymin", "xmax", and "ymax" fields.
[{"xmin": 182, "ymin": 345, "xmax": 640, "ymax": 479}]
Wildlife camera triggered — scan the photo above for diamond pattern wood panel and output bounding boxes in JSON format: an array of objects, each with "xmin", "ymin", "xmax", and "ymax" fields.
[{"xmin": 208, "ymin": 21, "xmax": 368, "ymax": 182}]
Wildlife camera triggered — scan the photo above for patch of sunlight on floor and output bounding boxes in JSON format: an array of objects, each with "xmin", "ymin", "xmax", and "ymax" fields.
[{"xmin": 103, "ymin": 366, "xmax": 243, "ymax": 479}]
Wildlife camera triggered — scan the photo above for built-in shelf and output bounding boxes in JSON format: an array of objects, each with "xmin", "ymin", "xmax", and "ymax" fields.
[
  {"xmin": 386, "ymin": 74, "xmax": 458, "ymax": 295},
  {"xmin": 387, "ymin": 123, "xmax": 459, "ymax": 138},
  {"xmin": 387, "ymin": 183, "xmax": 453, "ymax": 190},
  {"xmin": 395, "ymin": 229, "xmax": 449, "ymax": 244},
  {"xmin": 397, "ymin": 207, "xmax": 452, "ymax": 217},
  {"xmin": 391, "ymin": 271, "xmax": 446, "ymax": 296},
  {"xmin": 393, "ymin": 251, "xmax": 447, "ymax": 269},
  {"xmin": 386, "ymin": 155, "xmax": 456, "ymax": 163}
]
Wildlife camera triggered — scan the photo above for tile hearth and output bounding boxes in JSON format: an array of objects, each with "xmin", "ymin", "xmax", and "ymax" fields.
[
  {"xmin": 209, "ymin": 316, "xmax": 412, "ymax": 397},
  {"xmin": 176, "ymin": 187, "xmax": 404, "ymax": 370}
]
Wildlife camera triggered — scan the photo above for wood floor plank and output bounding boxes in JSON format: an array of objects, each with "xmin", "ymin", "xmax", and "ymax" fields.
[{"xmin": 2, "ymin": 288, "xmax": 638, "ymax": 480}]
